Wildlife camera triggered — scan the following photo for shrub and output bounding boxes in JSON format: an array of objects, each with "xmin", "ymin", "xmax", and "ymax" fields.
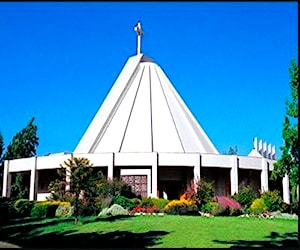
[
  {"xmin": 202, "ymin": 201, "xmax": 216, "ymax": 213},
  {"xmin": 80, "ymin": 205, "xmax": 99, "ymax": 217},
  {"xmin": 55, "ymin": 204, "xmax": 73, "ymax": 217},
  {"xmin": 202, "ymin": 197, "xmax": 242, "ymax": 216},
  {"xmin": 250, "ymin": 198, "xmax": 267, "ymax": 214},
  {"xmin": 180, "ymin": 204, "xmax": 199, "ymax": 215},
  {"xmin": 30, "ymin": 203, "xmax": 49, "ymax": 218},
  {"xmin": 140, "ymin": 197, "xmax": 155, "ymax": 208},
  {"xmin": 98, "ymin": 204, "xmax": 129, "ymax": 217},
  {"xmin": 281, "ymin": 201, "xmax": 299, "ymax": 214},
  {"xmin": 217, "ymin": 196, "xmax": 241, "ymax": 209},
  {"xmin": 14, "ymin": 199, "xmax": 33, "ymax": 218},
  {"xmin": 291, "ymin": 201, "xmax": 298, "ymax": 214},
  {"xmin": 164, "ymin": 203, "xmax": 198, "ymax": 216},
  {"xmin": 229, "ymin": 206, "xmax": 243, "ymax": 216},
  {"xmin": 261, "ymin": 190, "xmax": 283, "ymax": 212},
  {"xmin": 30, "ymin": 201, "xmax": 68, "ymax": 218},
  {"xmin": 164, "ymin": 197, "xmax": 198, "ymax": 215},
  {"xmin": 150, "ymin": 198, "xmax": 169, "ymax": 212},
  {"xmin": 130, "ymin": 198, "xmax": 141, "ymax": 206},
  {"xmin": 0, "ymin": 197, "xmax": 16, "ymax": 222},
  {"xmin": 232, "ymin": 185, "xmax": 258, "ymax": 209},
  {"xmin": 202, "ymin": 201, "xmax": 228, "ymax": 216},
  {"xmin": 112, "ymin": 196, "xmax": 135, "ymax": 210},
  {"xmin": 280, "ymin": 202, "xmax": 290, "ymax": 213},
  {"xmin": 211, "ymin": 202, "xmax": 227, "ymax": 216},
  {"xmin": 193, "ymin": 178, "xmax": 215, "ymax": 209}
]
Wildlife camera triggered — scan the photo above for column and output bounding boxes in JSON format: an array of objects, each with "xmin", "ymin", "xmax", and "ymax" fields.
[
  {"xmin": 34, "ymin": 170, "xmax": 39, "ymax": 201},
  {"xmin": 230, "ymin": 155, "xmax": 238, "ymax": 196},
  {"xmin": 253, "ymin": 137, "xmax": 258, "ymax": 150},
  {"xmin": 260, "ymin": 158, "xmax": 268, "ymax": 193},
  {"xmin": 107, "ymin": 153, "xmax": 114, "ymax": 180},
  {"xmin": 282, "ymin": 174, "xmax": 290, "ymax": 204},
  {"xmin": 107, "ymin": 164, "xmax": 113, "ymax": 180},
  {"xmin": 29, "ymin": 157, "xmax": 37, "ymax": 201},
  {"xmin": 258, "ymin": 139, "xmax": 263, "ymax": 155},
  {"xmin": 151, "ymin": 153, "xmax": 158, "ymax": 198},
  {"xmin": 271, "ymin": 145, "xmax": 276, "ymax": 160},
  {"xmin": 263, "ymin": 142, "xmax": 267, "ymax": 158},
  {"xmin": 2, "ymin": 160, "xmax": 10, "ymax": 197},
  {"xmin": 193, "ymin": 154, "xmax": 201, "ymax": 192},
  {"xmin": 267, "ymin": 144, "xmax": 272, "ymax": 159}
]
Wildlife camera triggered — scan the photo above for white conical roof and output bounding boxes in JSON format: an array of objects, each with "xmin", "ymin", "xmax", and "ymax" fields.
[{"xmin": 74, "ymin": 53, "xmax": 219, "ymax": 154}]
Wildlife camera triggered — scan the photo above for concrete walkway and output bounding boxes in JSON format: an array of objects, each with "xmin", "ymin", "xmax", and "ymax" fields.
[{"xmin": 0, "ymin": 241, "xmax": 21, "ymax": 248}]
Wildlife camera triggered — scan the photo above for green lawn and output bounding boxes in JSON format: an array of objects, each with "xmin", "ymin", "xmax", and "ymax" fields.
[{"xmin": 0, "ymin": 215, "xmax": 298, "ymax": 248}]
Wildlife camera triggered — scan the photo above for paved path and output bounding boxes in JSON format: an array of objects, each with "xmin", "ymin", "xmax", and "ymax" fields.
[{"xmin": 0, "ymin": 241, "xmax": 21, "ymax": 248}]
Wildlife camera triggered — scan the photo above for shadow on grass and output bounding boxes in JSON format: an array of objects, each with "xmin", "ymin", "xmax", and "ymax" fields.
[
  {"xmin": 213, "ymin": 231, "xmax": 299, "ymax": 249},
  {"xmin": 6, "ymin": 229, "xmax": 169, "ymax": 248},
  {"xmin": 0, "ymin": 215, "xmax": 134, "ymax": 239},
  {"xmin": 0, "ymin": 216, "xmax": 43, "ymax": 226},
  {"xmin": 0, "ymin": 217, "xmax": 74, "ymax": 238},
  {"xmin": 0, "ymin": 215, "xmax": 169, "ymax": 248}
]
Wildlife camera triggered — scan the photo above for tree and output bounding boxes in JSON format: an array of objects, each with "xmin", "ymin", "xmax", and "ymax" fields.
[
  {"xmin": 49, "ymin": 157, "xmax": 101, "ymax": 223},
  {"xmin": 4, "ymin": 117, "xmax": 39, "ymax": 160},
  {"xmin": 223, "ymin": 146, "xmax": 238, "ymax": 155},
  {"xmin": 3, "ymin": 117, "xmax": 39, "ymax": 199},
  {"xmin": 10, "ymin": 174, "xmax": 26, "ymax": 199},
  {"xmin": 0, "ymin": 132, "xmax": 4, "ymax": 194},
  {"xmin": 271, "ymin": 58, "xmax": 298, "ymax": 204},
  {"xmin": 0, "ymin": 132, "xmax": 4, "ymax": 164}
]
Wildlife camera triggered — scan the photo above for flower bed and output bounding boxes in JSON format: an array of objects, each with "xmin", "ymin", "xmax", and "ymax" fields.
[{"xmin": 132, "ymin": 205, "xmax": 159, "ymax": 214}]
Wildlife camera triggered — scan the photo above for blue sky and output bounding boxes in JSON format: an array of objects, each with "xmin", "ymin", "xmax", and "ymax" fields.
[{"xmin": 0, "ymin": 2, "xmax": 298, "ymax": 157}]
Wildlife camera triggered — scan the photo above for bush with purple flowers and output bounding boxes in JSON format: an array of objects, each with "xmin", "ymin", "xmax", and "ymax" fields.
[{"xmin": 216, "ymin": 196, "xmax": 242, "ymax": 216}]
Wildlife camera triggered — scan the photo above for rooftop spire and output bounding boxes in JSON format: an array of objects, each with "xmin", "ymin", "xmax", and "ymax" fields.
[{"xmin": 134, "ymin": 21, "xmax": 143, "ymax": 55}]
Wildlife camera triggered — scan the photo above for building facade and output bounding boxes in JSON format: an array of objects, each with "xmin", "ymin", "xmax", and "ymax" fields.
[{"xmin": 1, "ymin": 23, "xmax": 292, "ymax": 203}]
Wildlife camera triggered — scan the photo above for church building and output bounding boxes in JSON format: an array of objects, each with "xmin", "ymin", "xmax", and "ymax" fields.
[{"xmin": 2, "ymin": 22, "xmax": 291, "ymax": 203}]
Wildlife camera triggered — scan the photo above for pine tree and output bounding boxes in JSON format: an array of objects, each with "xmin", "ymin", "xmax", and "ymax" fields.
[
  {"xmin": 4, "ymin": 117, "xmax": 39, "ymax": 160},
  {"xmin": 49, "ymin": 157, "xmax": 100, "ymax": 223},
  {"xmin": 3, "ymin": 117, "xmax": 39, "ymax": 199}
]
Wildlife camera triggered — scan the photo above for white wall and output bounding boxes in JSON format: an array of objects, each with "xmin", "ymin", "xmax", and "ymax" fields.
[
  {"xmin": 201, "ymin": 154, "xmax": 232, "ymax": 168},
  {"xmin": 9, "ymin": 157, "xmax": 36, "ymax": 172},
  {"xmin": 73, "ymin": 153, "xmax": 113, "ymax": 166},
  {"xmin": 36, "ymin": 154, "xmax": 72, "ymax": 170},
  {"xmin": 238, "ymin": 156, "xmax": 262, "ymax": 170},
  {"xmin": 114, "ymin": 152, "xmax": 157, "ymax": 166},
  {"xmin": 159, "ymin": 153, "xmax": 199, "ymax": 166}
]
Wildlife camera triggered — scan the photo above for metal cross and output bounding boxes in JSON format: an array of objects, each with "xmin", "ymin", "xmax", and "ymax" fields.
[{"xmin": 134, "ymin": 21, "xmax": 143, "ymax": 55}]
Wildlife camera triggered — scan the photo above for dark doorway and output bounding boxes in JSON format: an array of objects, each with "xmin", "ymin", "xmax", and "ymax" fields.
[
  {"xmin": 201, "ymin": 167, "xmax": 231, "ymax": 197},
  {"xmin": 238, "ymin": 169, "xmax": 261, "ymax": 195},
  {"xmin": 269, "ymin": 173, "xmax": 283, "ymax": 196},
  {"xmin": 158, "ymin": 180, "xmax": 185, "ymax": 200}
]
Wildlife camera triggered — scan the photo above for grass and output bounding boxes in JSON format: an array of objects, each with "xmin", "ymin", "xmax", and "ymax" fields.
[{"xmin": 0, "ymin": 215, "xmax": 298, "ymax": 248}]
